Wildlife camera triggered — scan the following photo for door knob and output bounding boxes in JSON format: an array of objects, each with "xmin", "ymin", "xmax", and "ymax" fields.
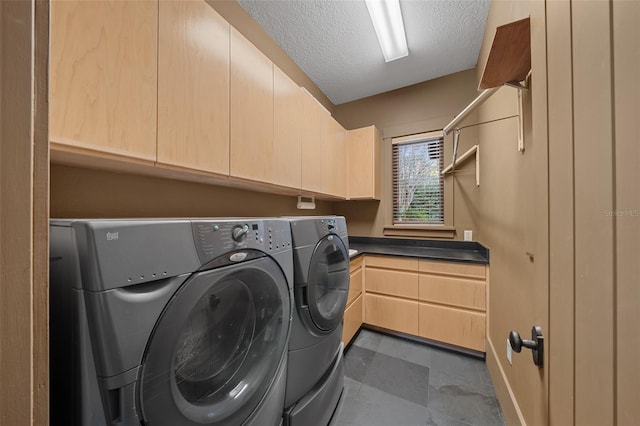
[{"xmin": 508, "ymin": 325, "xmax": 544, "ymax": 368}]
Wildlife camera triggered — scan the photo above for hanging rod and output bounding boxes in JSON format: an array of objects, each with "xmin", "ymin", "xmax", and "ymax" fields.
[{"xmin": 443, "ymin": 87, "xmax": 499, "ymax": 136}]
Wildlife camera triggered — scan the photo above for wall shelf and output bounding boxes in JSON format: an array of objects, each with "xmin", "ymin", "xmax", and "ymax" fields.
[{"xmin": 479, "ymin": 17, "xmax": 531, "ymax": 90}]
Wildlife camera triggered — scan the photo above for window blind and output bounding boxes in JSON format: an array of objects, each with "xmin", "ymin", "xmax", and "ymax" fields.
[{"xmin": 392, "ymin": 135, "xmax": 444, "ymax": 224}]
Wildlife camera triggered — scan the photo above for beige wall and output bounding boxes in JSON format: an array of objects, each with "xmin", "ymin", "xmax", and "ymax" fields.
[
  {"xmin": 332, "ymin": 69, "xmax": 481, "ymax": 240},
  {"xmin": 476, "ymin": 2, "xmax": 640, "ymax": 426},
  {"xmin": 472, "ymin": 1, "xmax": 547, "ymax": 425},
  {"xmin": 51, "ymin": 165, "xmax": 335, "ymax": 218}
]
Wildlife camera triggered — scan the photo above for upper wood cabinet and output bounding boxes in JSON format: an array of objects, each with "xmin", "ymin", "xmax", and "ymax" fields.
[
  {"xmin": 348, "ymin": 125, "xmax": 382, "ymax": 200},
  {"xmin": 230, "ymin": 28, "xmax": 274, "ymax": 183},
  {"xmin": 50, "ymin": 0, "xmax": 157, "ymax": 161},
  {"xmin": 321, "ymin": 114, "xmax": 348, "ymax": 198},
  {"xmin": 273, "ymin": 66, "xmax": 302, "ymax": 189},
  {"xmin": 157, "ymin": 0, "xmax": 230, "ymax": 175},
  {"xmin": 300, "ymin": 90, "xmax": 326, "ymax": 194}
]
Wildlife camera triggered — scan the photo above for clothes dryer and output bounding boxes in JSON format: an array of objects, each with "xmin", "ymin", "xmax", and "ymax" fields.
[
  {"xmin": 282, "ymin": 216, "xmax": 350, "ymax": 426},
  {"xmin": 50, "ymin": 218, "xmax": 293, "ymax": 426}
]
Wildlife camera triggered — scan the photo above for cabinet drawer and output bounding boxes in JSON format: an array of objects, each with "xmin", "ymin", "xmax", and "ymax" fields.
[
  {"xmin": 364, "ymin": 294, "xmax": 419, "ymax": 335},
  {"xmin": 366, "ymin": 255, "xmax": 419, "ymax": 271},
  {"xmin": 418, "ymin": 275, "xmax": 486, "ymax": 310},
  {"xmin": 419, "ymin": 259, "xmax": 485, "ymax": 279},
  {"xmin": 418, "ymin": 303, "xmax": 486, "ymax": 351},
  {"xmin": 348, "ymin": 266, "xmax": 363, "ymax": 305},
  {"xmin": 342, "ymin": 294, "xmax": 363, "ymax": 346},
  {"xmin": 350, "ymin": 255, "xmax": 364, "ymax": 272},
  {"xmin": 365, "ymin": 267, "xmax": 418, "ymax": 299}
]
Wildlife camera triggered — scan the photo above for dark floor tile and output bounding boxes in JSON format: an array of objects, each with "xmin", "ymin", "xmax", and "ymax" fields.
[
  {"xmin": 377, "ymin": 334, "xmax": 432, "ymax": 368},
  {"xmin": 425, "ymin": 408, "xmax": 474, "ymax": 426},
  {"xmin": 362, "ymin": 351, "xmax": 430, "ymax": 407},
  {"xmin": 330, "ymin": 377, "xmax": 362, "ymax": 426},
  {"xmin": 343, "ymin": 345, "xmax": 376, "ymax": 382},
  {"xmin": 430, "ymin": 348, "xmax": 492, "ymax": 387},
  {"xmin": 428, "ymin": 370, "xmax": 503, "ymax": 426},
  {"xmin": 336, "ymin": 382, "xmax": 429, "ymax": 426},
  {"xmin": 352, "ymin": 329, "xmax": 383, "ymax": 352}
]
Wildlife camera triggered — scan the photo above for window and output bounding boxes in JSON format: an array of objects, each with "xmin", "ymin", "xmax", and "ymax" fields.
[{"xmin": 392, "ymin": 132, "xmax": 444, "ymax": 224}]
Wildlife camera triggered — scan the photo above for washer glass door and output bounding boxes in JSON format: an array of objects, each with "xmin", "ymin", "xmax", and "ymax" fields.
[
  {"xmin": 306, "ymin": 235, "xmax": 349, "ymax": 331},
  {"xmin": 139, "ymin": 257, "xmax": 290, "ymax": 426}
]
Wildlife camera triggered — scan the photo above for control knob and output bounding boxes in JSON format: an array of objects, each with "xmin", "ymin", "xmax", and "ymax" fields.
[{"xmin": 232, "ymin": 224, "xmax": 250, "ymax": 243}]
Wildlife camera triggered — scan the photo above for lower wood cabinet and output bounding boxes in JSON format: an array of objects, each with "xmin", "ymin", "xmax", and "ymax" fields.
[
  {"xmin": 353, "ymin": 254, "xmax": 488, "ymax": 352},
  {"xmin": 364, "ymin": 293, "xmax": 419, "ymax": 336},
  {"xmin": 342, "ymin": 294, "xmax": 363, "ymax": 346},
  {"xmin": 342, "ymin": 256, "xmax": 364, "ymax": 346},
  {"xmin": 418, "ymin": 303, "xmax": 486, "ymax": 351}
]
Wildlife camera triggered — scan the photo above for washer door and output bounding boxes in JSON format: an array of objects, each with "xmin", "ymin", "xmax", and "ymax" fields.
[
  {"xmin": 139, "ymin": 257, "xmax": 290, "ymax": 426},
  {"xmin": 306, "ymin": 235, "xmax": 349, "ymax": 332}
]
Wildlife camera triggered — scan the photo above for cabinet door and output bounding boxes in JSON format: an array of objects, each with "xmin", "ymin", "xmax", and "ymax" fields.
[
  {"xmin": 347, "ymin": 259, "xmax": 363, "ymax": 305},
  {"xmin": 273, "ymin": 66, "xmax": 302, "ymax": 189},
  {"xmin": 348, "ymin": 125, "xmax": 381, "ymax": 199},
  {"xmin": 157, "ymin": 0, "xmax": 229, "ymax": 174},
  {"xmin": 50, "ymin": 0, "xmax": 157, "ymax": 160},
  {"xmin": 342, "ymin": 294, "xmax": 363, "ymax": 346},
  {"xmin": 364, "ymin": 294, "xmax": 419, "ymax": 335},
  {"xmin": 230, "ymin": 28, "xmax": 274, "ymax": 182},
  {"xmin": 321, "ymin": 115, "xmax": 348, "ymax": 198},
  {"xmin": 365, "ymin": 267, "xmax": 419, "ymax": 299},
  {"xmin": 418, "ymin": 303, "xmax": 486, "ymax": 351},
  {"xmin": 301, "ymin": 90, "xmax": 325, "ymax": 193}
]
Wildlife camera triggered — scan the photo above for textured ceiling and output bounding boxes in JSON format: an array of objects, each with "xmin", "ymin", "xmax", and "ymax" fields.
[{"xmin": 238, "ymin": 0, "xmax": 490, "ymax": 105}]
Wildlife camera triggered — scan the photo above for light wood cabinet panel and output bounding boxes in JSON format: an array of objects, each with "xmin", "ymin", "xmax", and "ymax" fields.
[
  {"xmin": 230, "ymin": 27, "xmax": 273, "ymax": 182},
  {"xmin": 418, "ymin": 259, "xmax": 486, "ymax": 279},
  {"xmin": 321, "ymin": 114, "xmax": 348, "ymax": 198},
  {"xmin": 300, "ymin": 90, "xmax": 325, "ymax": 193},
  {"xmin": 273, "ymin": 66, "xmax": 302, "ymax": 189},
  {"xmin": 342, "ymin": 294, "xmax": 363, "ymax": 346},
  {"xmin": 365, "ymin": 268, "xmax": 418, "ymax": 299},
  {"xmin": 348, "ymin": 125, "xmax": 381, "ymax": 200},
  {"xmin": 50, "ymin": 0, "xmax": 157, "ymax": 160},
  {"xmin": 418, "ymin": 274, "xmax": 486, "ymax": 310},
  {"xmin": 366, "ymin": 255, "xmax": 419, "ymax": 272},
  {"xmin": 348, "ymin": 259, "xmax": 363, "ymax": 305},
  {"xmin": 418, "ymin": 303, "xmax": 486, "ymax": 351},
  {"xmin": 157, "ymin": 0, "xmax": 229, "ymax": 174},
  {"xmin": 365, "ymin": 294, "xmax": 419, "ymax": 335}
]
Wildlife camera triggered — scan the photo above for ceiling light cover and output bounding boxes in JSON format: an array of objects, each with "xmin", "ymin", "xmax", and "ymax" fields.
[{"xmin": 365, "ymin": 0, "xmax": 409, "ymax": 62}]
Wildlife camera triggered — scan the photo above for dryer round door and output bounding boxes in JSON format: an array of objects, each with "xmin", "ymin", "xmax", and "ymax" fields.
[
  {"xmin": 138, "ymin": 257, "xmax": 290, "ymax": 426},
  {"xmin": 306, "ymin": 235, "xmax": 350, "ymax": 332}
]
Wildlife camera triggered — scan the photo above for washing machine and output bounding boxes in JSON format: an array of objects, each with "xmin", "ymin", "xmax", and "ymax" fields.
[
  {"xmin": 49, "ymin": 218, "xmax": 294, "ymax": 426},
  {"xmin": 283, "ymin": 216, "xmax": 350, "ymax": 426}
]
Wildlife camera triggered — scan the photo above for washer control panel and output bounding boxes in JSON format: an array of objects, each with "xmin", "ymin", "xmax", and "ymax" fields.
[
  {"xmin": 191, "ymin": 219, "xmax": 291, "ymax": 264},
  {"xmin": 319, "ymin": 217, "xmax": 348, "ymax": 238}
]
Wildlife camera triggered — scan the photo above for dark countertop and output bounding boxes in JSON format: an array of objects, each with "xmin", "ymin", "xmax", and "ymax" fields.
[{"xmin": 348, "ymin": 236, "xmax": 489, "ymax": 265}]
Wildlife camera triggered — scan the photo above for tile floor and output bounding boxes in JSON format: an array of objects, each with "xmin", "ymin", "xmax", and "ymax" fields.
[{"xmin": 332, "ymin": 329, "xmax": 505, "ymax": 426}]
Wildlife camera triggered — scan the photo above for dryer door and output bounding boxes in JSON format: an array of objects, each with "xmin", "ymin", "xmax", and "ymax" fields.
[
  {"xmin": 138, "ymin": 256, "xmax": 290, "ymax": 426},
  {"xmin": 306, "ymin": 235, "xmax": 350, "ymax": 332}
]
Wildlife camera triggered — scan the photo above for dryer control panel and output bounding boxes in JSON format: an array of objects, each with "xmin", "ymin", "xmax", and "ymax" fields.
[{"xmin": 191, "ymin": 219, "xmax": 292, "ymax": 265}]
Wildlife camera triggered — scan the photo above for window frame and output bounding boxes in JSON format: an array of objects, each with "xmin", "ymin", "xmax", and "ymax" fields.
[
  {"xmin": 391, "ymin": 131, "xmax": 445, "ymax": 225},
  {"xmin": 384, "ymin": 130, "xmax": 455, "ymax": 238}
]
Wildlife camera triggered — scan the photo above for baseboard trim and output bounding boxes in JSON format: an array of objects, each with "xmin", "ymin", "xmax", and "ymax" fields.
[{"xmin": 486, "ymin": 337, "xmax": 527, "ymax": 425}]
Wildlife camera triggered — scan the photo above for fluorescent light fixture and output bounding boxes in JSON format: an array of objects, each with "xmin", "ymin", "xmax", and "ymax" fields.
[{"xmin": 365, "ymin": 0, "xmax": 408, "ymax": 62}]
